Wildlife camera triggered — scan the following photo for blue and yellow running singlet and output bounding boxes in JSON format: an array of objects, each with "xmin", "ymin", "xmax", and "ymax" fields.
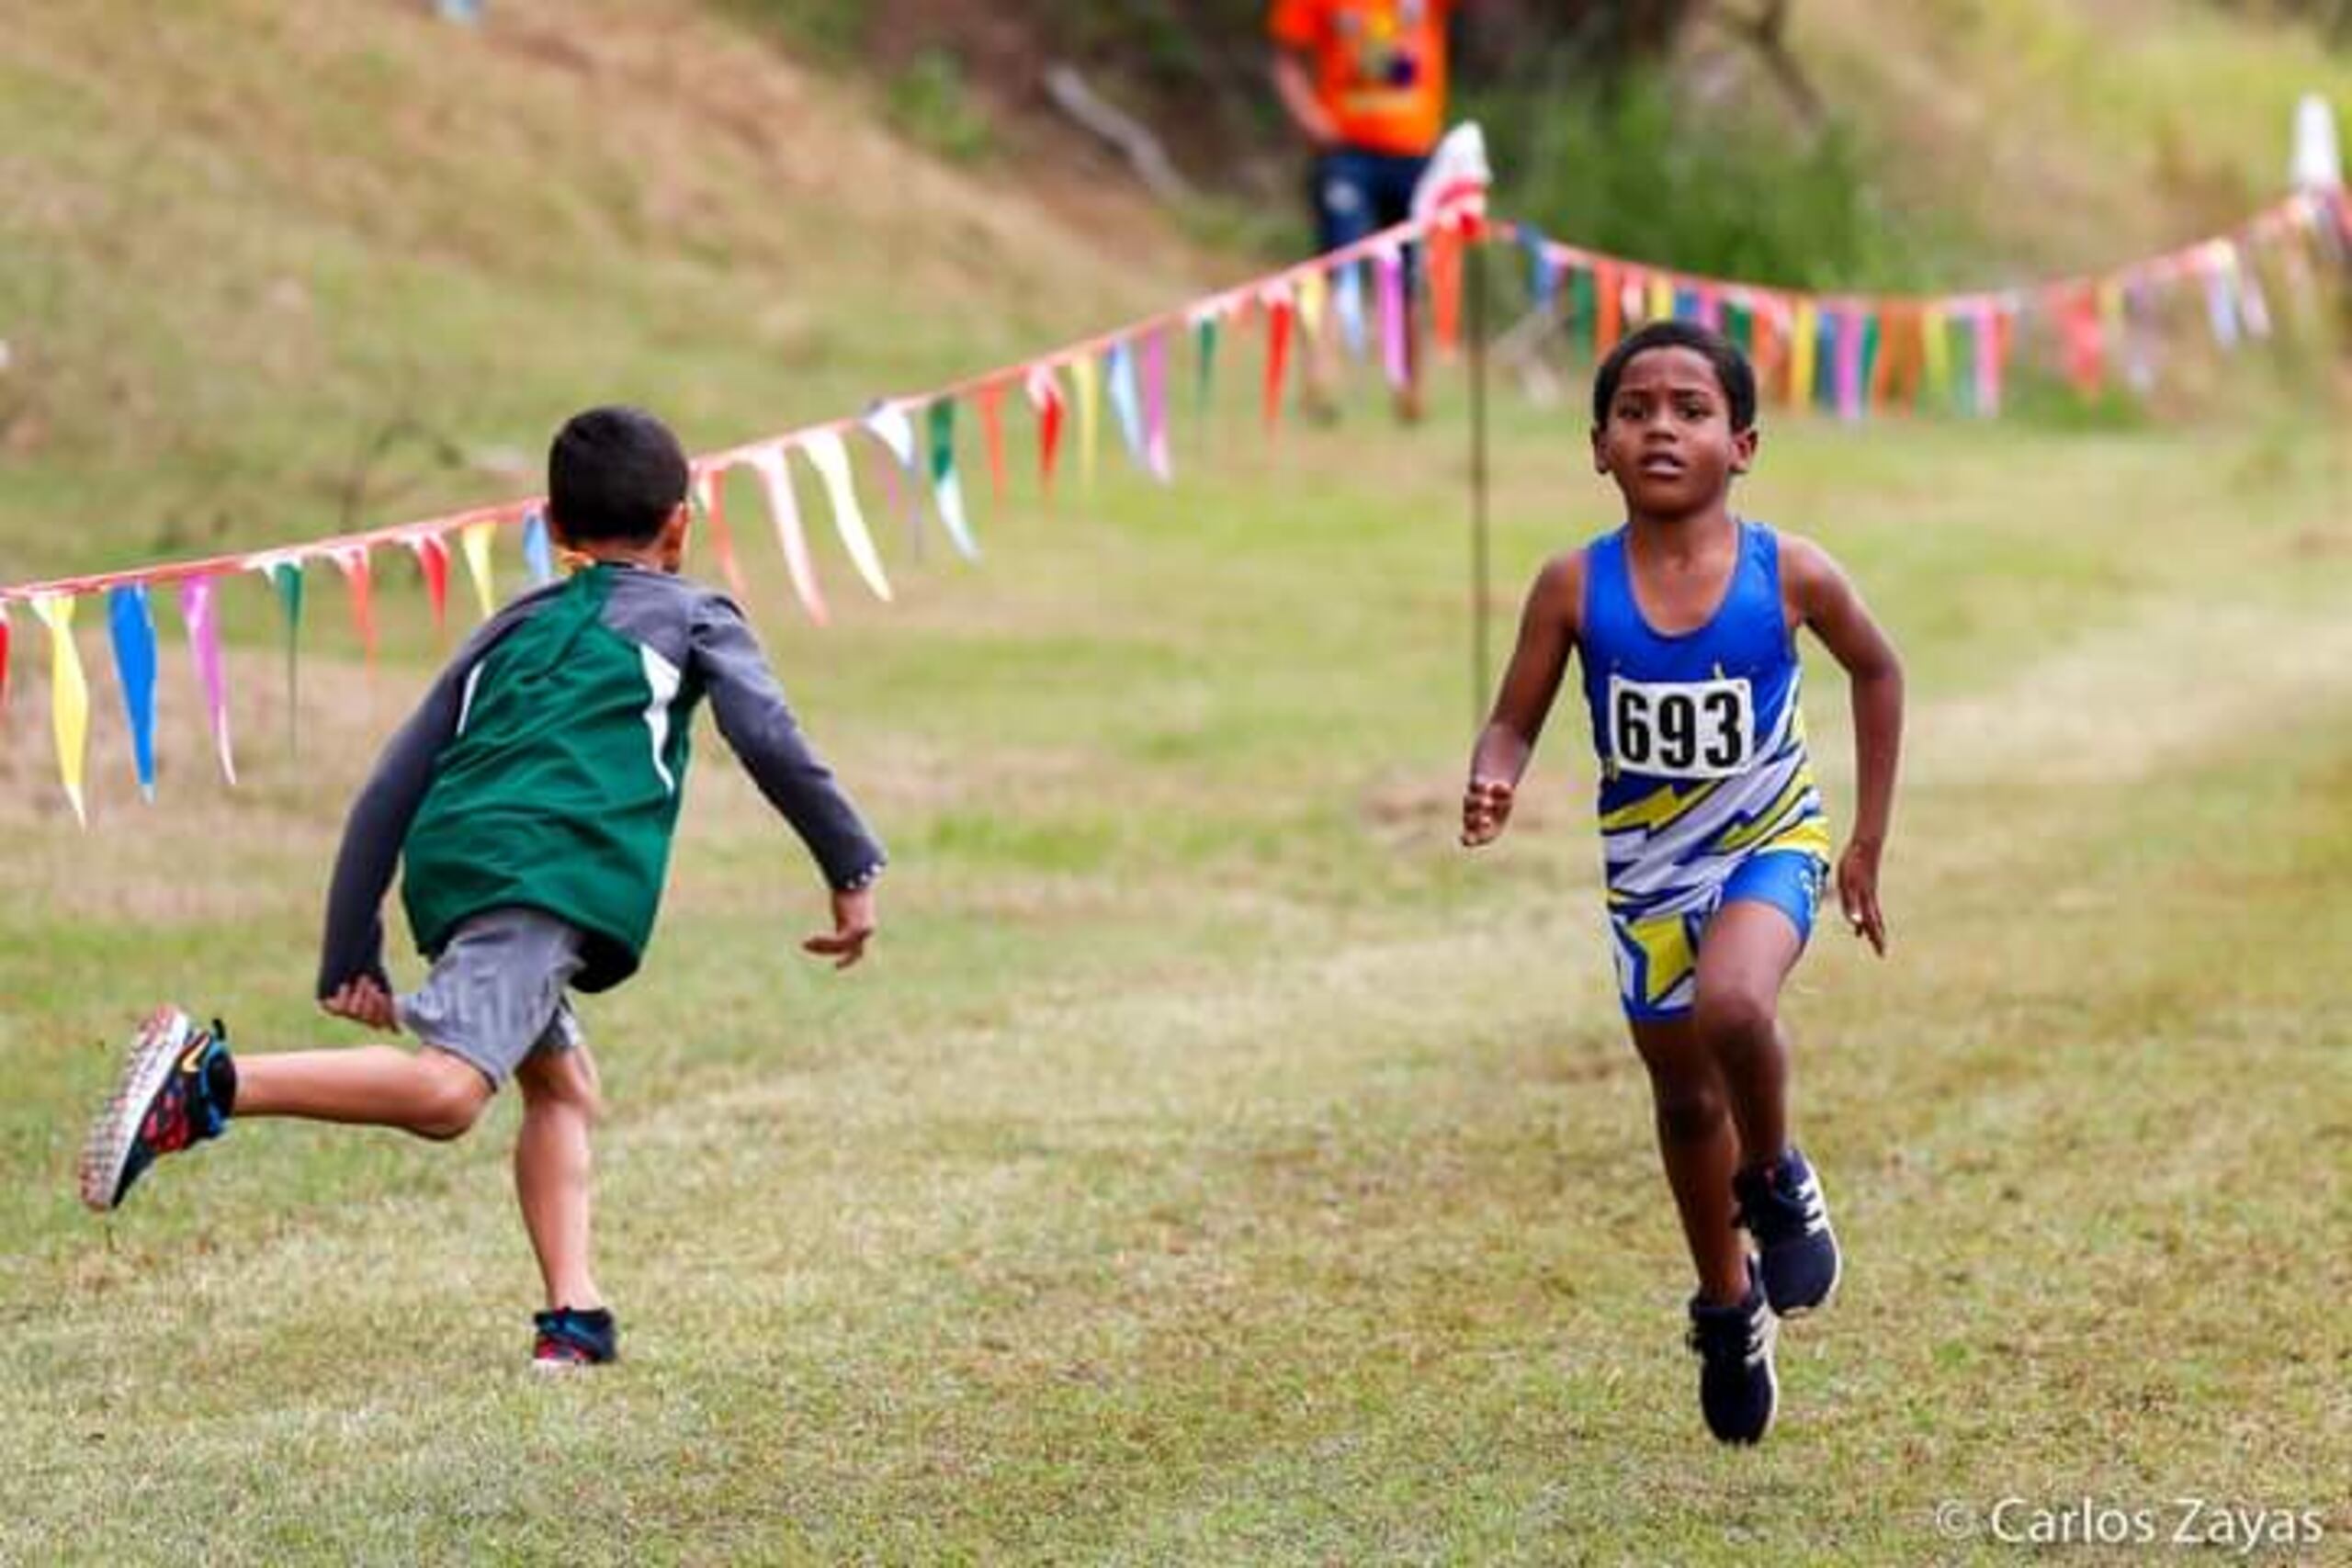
[{"xmin": 1577, "ymin": 521, "xmax": 1832, "ymax": 1019}]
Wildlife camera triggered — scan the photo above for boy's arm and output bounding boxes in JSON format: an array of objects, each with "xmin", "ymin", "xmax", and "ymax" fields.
[
  {"xmin": 313, "ymin": 668, "xmax": 469, "ymax": 1001},
  {"xmin": 1783, "ymin": 536, "xmax": 1905, "ymax": 953},
  {"xmin": 1463, "ymin": 551, "xmax": 1583, "ymax": 847},
  {"xmin": 690, "ymin": 595, "xmax": 887, "ymax": 897}
]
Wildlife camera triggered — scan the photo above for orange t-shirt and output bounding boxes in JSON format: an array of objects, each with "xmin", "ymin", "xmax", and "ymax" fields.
[{"xmin": 1268, "ymin": 0, "xmax": 1452, "ymax": 158}]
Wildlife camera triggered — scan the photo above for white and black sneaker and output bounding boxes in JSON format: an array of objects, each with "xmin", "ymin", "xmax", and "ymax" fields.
[
  {"xmin": 1686, "ymin": 1262, "xmax": 1778, "ymax": 1445},
  {"xmin": 1733, "ymin": 1146, "xmax": 1841, "ymax": 1316}
]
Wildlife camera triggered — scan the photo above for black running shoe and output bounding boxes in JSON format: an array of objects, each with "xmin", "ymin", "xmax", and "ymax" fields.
[
  {"xmin": 1687, "ymin": 1264, "xmax": 1778, "ymax": 1445},
  {"xmin": 1733, "ymin": 1147, "xmax": 1841, "ymax": 1316},
  {"xmin": 80, "ymin": 1008, "xmax": 237, "ymax": 1212},
  {"xmin": 532, "ymin": 1306, "xmax": 618, "ymax": 1370}
]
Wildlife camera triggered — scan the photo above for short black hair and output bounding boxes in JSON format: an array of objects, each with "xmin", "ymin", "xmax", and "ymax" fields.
[
  {"xmin": 548, "ymin": 406, "xmax": 690, "ymax": 543},
  {"xmin": 1592, "ymin": 321, "xmax": 1758, "ymax": 434}
]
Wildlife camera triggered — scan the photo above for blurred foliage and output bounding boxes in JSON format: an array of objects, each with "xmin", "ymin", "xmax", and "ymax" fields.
[
  {"xmin": 2201, "ymin": 0, "xmax": 2351, "ymax": 46},
  {"xmin": 1473, "ymin": 65, "xmax": 1939, "ymax": 290}
]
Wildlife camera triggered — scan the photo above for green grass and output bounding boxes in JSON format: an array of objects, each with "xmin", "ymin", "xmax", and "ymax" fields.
[
  {"xmin": 5, "ymin": 382, "xmax": 2349, "ymax": 1562},
  {"xmin": 4, "ymin": 2, "xmax": 2351, "ymax": 1562}
]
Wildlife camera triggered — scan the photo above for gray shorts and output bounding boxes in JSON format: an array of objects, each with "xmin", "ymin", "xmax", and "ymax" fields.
[{"xmin": 397, "ymin": 907, "xmax": 587, "ymax": 1088}]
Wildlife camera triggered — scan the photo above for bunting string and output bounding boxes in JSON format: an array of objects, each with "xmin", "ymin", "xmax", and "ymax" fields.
[{"xmin": 4, "ymin": 180, "xmax": 2344, "ymax": 821}]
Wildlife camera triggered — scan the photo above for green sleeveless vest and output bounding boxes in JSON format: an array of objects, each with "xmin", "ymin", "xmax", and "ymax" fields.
[{"xmin": 401, "ymin": 564, "xmax": 698, "ymax": 990}]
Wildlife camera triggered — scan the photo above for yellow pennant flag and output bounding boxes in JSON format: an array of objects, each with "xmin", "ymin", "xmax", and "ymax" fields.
[
  {"xmin": 1070, "ymin": 355, "xmax": 1102, "ymax": 494},
  {"xmin": 1789, "ymin": 300, "xmax": 1820, "ymax": 407},
  {"xmin": 1295, "ymin": 267, "xmax": 1329, "ymax": 344},
  {"xmin": 460, "ymin": 520, "xmax": 497, "ymax": 620},
  {"xmin": 1921, "ymin": 305, "xmax": 1951, "ymax": 408},
  {"xmin": 31, "ymin": 593, "xmax": 89, "ymax": 825},
  {"xmin": 1646, "ymin": 273, "xmax": 1674, "ymax": 325}
]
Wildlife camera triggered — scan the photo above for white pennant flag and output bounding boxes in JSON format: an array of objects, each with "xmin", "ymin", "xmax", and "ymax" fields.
[{"xmin": 800, "ymin": 429, "xmax": 893, "ymax": 604}]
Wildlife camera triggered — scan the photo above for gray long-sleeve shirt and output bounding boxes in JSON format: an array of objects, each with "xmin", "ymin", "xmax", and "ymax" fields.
[{"xmin": 316, "ymin": 562, "xmax": 884, "ymax": 997}]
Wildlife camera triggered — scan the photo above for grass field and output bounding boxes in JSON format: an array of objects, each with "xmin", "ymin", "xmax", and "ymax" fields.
[
  {"xmin": 5, "ymin": 1, "xmax": 2350, "ymax": 1562},
  {"xmin": 4, "ymin": 385, "xmax": 2348, "ymax": 1562}
]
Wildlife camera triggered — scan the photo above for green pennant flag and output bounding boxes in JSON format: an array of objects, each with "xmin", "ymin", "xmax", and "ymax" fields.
[
  {"xmin": 1568, "ymin": 265, "xmax": 1598, "ymax": 356},
  {"xmin": 1193, "ymin": 315, "xmax": 1220, "ymax": 423},
  {"xmin": 270, "ymin": 560, "xmax": 304, "ymax": 754},
  {"xmin": 1860, "ymin": 311, "xmax": 1883, "ymax": 409},
  {"xmin": 1724, "ymin": 299, "xmax": 1755, "ymax": 356}
]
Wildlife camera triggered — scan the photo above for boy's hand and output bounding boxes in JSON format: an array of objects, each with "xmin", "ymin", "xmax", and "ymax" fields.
[
  {"xmin": 321, "ymin": 976, "xmax": 400, "ymax": 1032},
  {"xmin": 804, "ymin": 886, "xmax": 876, "ymax": 970},
  {"xmin": 1461, "ymin": 777, "xmax": 1516, "ymax": 848},
  {"xmin": 1836, "ymin": 839, "xmax": 1888, "ymax": 956}
]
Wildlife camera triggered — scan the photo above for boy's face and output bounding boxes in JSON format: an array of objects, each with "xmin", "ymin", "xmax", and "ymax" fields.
[{"xmin": 1590, "ymin": 346, "xmax": 1757, "ymax": 519}]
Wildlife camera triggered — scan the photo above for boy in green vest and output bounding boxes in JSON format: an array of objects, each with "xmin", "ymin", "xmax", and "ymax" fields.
[{"xmin": 80, "ymin": 406, "xmax": 887, "ymax": 1368}]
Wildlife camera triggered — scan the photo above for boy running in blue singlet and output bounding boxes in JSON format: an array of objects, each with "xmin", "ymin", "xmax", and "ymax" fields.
[{"xmin": 1461, "ymin": 321, "xmax": 1905, "ymax": 1444}]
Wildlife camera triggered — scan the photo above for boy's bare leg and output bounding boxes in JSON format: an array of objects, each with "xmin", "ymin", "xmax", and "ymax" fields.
[
  {"xmin": 235, "ymin": 1045, "xmax": 490, "ymax": 1140},
  {"xmin": 1627, "ymin": 1015, "xmax": 1750, "ymax": 1306},
  {"xmin": 514, "ymin": 1043, "xmax": 603, "ymax": 1312},
  {"xmin": 1691, "ymin": 900, "xmax": 1807, "ymax": 1172}
]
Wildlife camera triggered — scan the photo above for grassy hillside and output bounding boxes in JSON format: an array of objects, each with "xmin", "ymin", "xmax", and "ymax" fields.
[
  {"xmin": 0, "ymin": 0, "xmax": 1205, "ymax": 589},
  {"xmin": 2, "ymin": 0, "xmax": 2348, "ymax": 1562}
]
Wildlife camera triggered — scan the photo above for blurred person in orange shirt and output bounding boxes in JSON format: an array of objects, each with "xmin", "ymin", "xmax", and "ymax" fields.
[{"xmin": 1269, "ymin": 0, "xmax": 1455, "ymax": 422}]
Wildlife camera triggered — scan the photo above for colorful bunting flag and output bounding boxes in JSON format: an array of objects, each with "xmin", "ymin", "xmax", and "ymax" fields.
[
  {"xmin": 976, "ymin": 379, "xmax": 1010, "ymax": 502},
  {"xmin": 1594, "ymin": 263, "xmax": 1623, "ymax": 359},
  {"xmin": 269, "ymin": 559, "xmax": 304, "ymax": 751},
  {"xmin": 1070, "ymin": 355, "xmax": 1102, "ymax": 493},
  {"xmin": 522, "ymin": 511, "xmax": 555, "ymax": 587},
  {"xmin": 693, "ymin": 467, "xmax": 753, "ymax": 606},
  {"xmin": 176, "ymin": 577, "xmax": 235, "ymax": 785},
  {"xmin": 458, "ymin": 521, "xmax": 495, "ymax": 620},
  {"xmin": 1142, "ymin": 326, "xmax": 1172, "ymax": 483},
  {"xmin": 925, "ymin": 399, "xmax": 979, "ymax": 560},
  {"xmin": 1025, "ymin": 363, "xmax": 1066, "ymax": 500},
  {"xmin": 107, "ymin": 584, "xmax": 159, "ymax": 802},
  {"xmin": 335, "ymin": 547, "xmax": 379, "ymax": 669},
  {"xmin": 749, "ymin": 446, "xmax": 831, "ymax": 623},
  {"xmin": 1376, "ymin": 246, "xmax": 1409, "ymax": 389},
  {"xmin": 1262, "ymin": 284, "xmax": 1295, "ymax": 433},
  {"xmin": 32, "ymin": 594, "xmax": 89, "ymax": 823},
  {"xmin": 1334, "ymin": 260, "xmax": 1369, "ymax": 359},
  {"xmin": 1192, "ymin": 310, "xmax": 1221, "ymax": 420},
  {"xmin": 1105, "ymin": 341, "xmax": 1148, "ymax": 471},
  {"xmin": 0, "ymin": 600, "xmax": 10, "ymax": 712},
  {"xmin": 1788, "ymin": 300, "xmax": 1819, "ymax": 411},
  {"xmin": 798, "ymin": 429, "xmax": 891, "ymax": 604},
  {"xmin": 408, "ymin": 531, "xmax": 451, "ymax": 637}
]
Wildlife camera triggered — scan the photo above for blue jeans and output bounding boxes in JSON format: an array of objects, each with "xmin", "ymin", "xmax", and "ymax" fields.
[{"xmin": 1312, "ymin": 147, "xmax": 1431, "ymax": 254}]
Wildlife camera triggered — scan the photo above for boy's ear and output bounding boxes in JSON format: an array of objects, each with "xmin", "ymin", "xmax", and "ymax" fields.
[
  {"xmin": 658, "ymin": 501, "xmax": 691, "ymax": 570},
  {"xmin": 1731, "ymin": 426, "xmax": 1760, "ymax": 474},
  {"xmin": 1589, "ymin": 425, "xmax": 1610, "ymax": 475}
]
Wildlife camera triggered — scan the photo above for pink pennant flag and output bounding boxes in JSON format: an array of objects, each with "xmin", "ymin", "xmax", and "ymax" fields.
[
  {"xmin": 0, "ymin": 599, "xmax": 11, "ymax": 713},
  {"xmin": 1376, "ymin": 247, "xmax": 1408, "ymax": 390},
  {"xmin": 1833, "ymin": 308, "xmax": 1866, "ymax": 423},
  {"xmin": 1973, "ymin": 301, "xmax": 2006, "ymax": 417},
  {"xmin": 176, "ymin": 577, "xmax": 236, "ymax": 785},
  {"xmin": 2060, "ymin": 289, "xmax": 2105, "ymax": 396},
  {"xmin": 334, "ymin": 547, "xmax": 378, "ymax": 669},
  {"xmin": 748, "ymin": 446, "xmax": 830, "ymax": 625},
  {"xmin": 1142, "ymin": 326, "xmax": 1172, "ymax": 482},
  {"xmin": 1697, "ymin": 287, "xmax": 1724, "ymax": 333},
  {"xmin": 693, "ymin": 466, "xmax": 754, "ymax": 606},
  {"xmin": 408, "ymin": 532, "xmax": 451, "ymax": 636},
  {"xmin": 30, "ymin": 594, "xmax": 90, "ymax": 824}
]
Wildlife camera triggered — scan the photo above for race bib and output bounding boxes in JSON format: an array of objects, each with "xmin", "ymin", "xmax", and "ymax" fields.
[{"xmin": 1607, "ymin": 675, "xmax": 1755, "ymax": 779}]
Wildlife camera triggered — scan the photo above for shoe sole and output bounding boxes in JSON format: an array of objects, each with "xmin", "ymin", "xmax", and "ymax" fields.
[{"xmin": 78, "ymin": 1007, "xmax": 194, "ymax": 1212}]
